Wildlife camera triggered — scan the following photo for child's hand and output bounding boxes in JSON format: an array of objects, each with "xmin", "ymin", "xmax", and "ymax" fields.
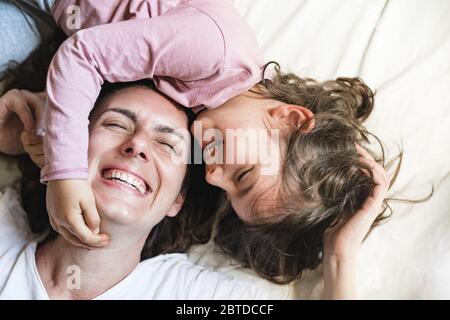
[
  {"xmin": 47, "ymin": 179, "xmax": 110, "ymax": 249},
  {"xmin": 0, "ymin": 89, "xmax": 45, "ymax": 155},
  {"xmin": 20, "ymin": 131, "xmax": 45, "ymax": 168}
]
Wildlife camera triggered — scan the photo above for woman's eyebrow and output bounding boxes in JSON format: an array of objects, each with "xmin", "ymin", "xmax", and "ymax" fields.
[{"xmin": 100, "ymin": 108, "xmax": 137, "ymax": 122}]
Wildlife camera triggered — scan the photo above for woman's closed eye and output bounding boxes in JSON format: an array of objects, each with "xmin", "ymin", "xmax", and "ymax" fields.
[
  {"xmin": 104, "ymin": 121, "xmax": 131, "ymax": 131},
  {"xmin": 159, "ymin": 141, "xmax": 175, "ymax": 151},
  {"xmin": 157, "ymin": 139, "xmax": 183, "ymax": 156}
]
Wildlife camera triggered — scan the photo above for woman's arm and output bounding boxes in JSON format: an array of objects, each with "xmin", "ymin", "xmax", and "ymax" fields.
[{"xmin": 322, "ymin": 144, "xmax": 391, "ymax": 299}]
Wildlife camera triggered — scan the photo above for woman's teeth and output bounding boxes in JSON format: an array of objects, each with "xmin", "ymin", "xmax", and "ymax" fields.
[{"xmin": 102, "ymin": 169, "xmax": 147, "ymax": 194}]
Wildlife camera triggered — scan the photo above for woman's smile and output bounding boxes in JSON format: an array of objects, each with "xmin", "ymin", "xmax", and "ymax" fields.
[{"xmin": 99, "ymin": 167, "xmax": 152, "ymax": 197}]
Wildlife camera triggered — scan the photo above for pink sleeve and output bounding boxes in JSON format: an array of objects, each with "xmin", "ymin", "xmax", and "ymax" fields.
[
  {"xmin": 41, "ymin": 5, "xmax": 226, "ymax": 181},
  {"xmin": 51, "ymin": 0, "xmax": 187, "ymax": 35}
]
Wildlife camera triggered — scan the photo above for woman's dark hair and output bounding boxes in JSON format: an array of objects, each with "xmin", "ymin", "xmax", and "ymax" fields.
[
  {"xmin": 213, "ymin": 62, "xmax": 428, "ymax": 284},
  {"xmin": 0, "ymin": 31, "xmax": 221, "ymax": 259}
]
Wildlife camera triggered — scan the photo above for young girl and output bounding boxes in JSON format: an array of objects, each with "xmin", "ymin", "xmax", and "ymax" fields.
[{"xmin": 3, "ymin": 0, "xmax": 401, "ymax": 289}]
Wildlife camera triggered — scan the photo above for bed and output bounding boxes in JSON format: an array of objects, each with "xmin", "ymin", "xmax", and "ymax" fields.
[{"xmin": 1, "ymin": 0, "xmax": 449, "ymax": 299}]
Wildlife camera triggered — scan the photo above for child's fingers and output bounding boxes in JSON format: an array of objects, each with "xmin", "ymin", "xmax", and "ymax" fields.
[
  {"xmin": 83, "ymin": 204, "xmax": 101, "ymax": 234},
  {"xmin": 340, "ymin": 187, "xmax": 385, "ymax": 245},
  {"xmin": 59, "ymin": 226, "xmax": 97, "ymax": 250},
  {"xmin": 354, "ymin": 158, "xmax": 390, "ymax": 228},
  {"xmin": 66, "ymin": 213, "xmax": 109, "ymax": 246},
  {"xmin": 80, "ymin": 188, "xmax": 104, "ymax": 235},
  {"xmin": 359, "ymin": 157, "xmax": 390, "ymax": 188}
]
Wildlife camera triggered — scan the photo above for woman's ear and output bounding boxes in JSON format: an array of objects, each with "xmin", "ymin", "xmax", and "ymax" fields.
[
  {"xmin": 269, "ymin": 104, "xmax": 315, "ymax": 132},
  {"xmin": 166, "ymin": 193, "xmax": 185, "ymax": 217}
]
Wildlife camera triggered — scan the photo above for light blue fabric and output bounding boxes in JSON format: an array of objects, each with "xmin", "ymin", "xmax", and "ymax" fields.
[{"xmin": 0, "ymin": 0, "xmax": 56, "ymax": 73}]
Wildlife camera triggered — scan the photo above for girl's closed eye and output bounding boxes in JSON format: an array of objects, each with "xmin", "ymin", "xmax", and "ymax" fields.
[{"xmin": 235, "ymin": 166, "xmax": 254, "ymax": 183}]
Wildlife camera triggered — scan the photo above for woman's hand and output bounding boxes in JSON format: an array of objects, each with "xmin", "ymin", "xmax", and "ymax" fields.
[
  {"xmin": 322, "ymin": 144, "xmax": 391, "ymax": 299},
  {"xmin": 20, "ymin": 130, "xmax": 45, "ymax": 168},
  {"xmin": 0, "ymin": 89, "xmax": 45, "ymax": 155}
]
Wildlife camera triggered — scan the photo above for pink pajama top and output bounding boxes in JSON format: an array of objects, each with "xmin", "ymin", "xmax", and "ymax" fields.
[{"xmin": 42, "ymin": 0, "xmax": 264, "ymax": 181}]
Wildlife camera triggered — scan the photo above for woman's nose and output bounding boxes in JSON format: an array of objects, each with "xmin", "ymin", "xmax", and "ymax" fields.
[{"xmin": 120, "ymin": 136, "xmax": 149, "ymax": 161}]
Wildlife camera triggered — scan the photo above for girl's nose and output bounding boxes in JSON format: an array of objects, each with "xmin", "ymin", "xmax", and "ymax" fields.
[{"xmin": 205, "ymin": 163, "xmax": 226, "ymax": 188}]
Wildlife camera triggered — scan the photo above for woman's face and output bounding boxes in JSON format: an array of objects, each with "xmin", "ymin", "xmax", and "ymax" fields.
[{"xmin": 87, "ymin": 86, "xmax": 190, "ymax": 230}]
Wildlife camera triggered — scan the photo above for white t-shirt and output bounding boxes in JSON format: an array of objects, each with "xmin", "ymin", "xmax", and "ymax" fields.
[{"xmin": 0, "ymin": 187, "xmax": 290, "ymax": 300}]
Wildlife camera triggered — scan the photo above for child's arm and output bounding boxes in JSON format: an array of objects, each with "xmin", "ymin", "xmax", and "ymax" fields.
[
  {"xmin": 42, "ymin": 7, "xmax": 228, "ymax": 182},
  {"xmin": 322, "ymin": 145, "xmax": 391, "ymax": 299},
  {"xmin": 43, "ymin": 2, "xmax": 263, "ymax": 246}
]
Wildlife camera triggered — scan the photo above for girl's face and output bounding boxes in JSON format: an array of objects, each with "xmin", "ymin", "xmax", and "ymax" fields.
[
  {"xmin": 192, "ymin": 90, "xmax": 282, "ymax": 221},
  {"xmin": 192, "ymin": 88, "xmax": 314, "ymax": 221},
  {"xmin": 87, "ymin": 86, "xmax": 190, "ymax": 232}
]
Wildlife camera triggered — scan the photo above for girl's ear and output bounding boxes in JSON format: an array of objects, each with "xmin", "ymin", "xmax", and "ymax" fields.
[
  {"xmin": 269, "ymin": 104, "xmax": 315, "ymax": 132},
  {"xmin": 166, "ymin": 193, "xmax": 185, "ymax": 217}
]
